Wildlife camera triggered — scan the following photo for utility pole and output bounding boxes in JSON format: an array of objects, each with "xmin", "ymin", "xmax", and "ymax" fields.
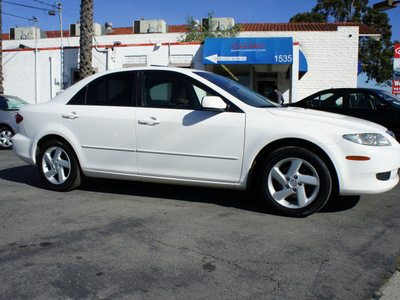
[
  {"xmin": 34, "ymin": 16, "xmax": 38, "ymax": 103},
  {"xmin": 56, "ymin": 2, "xmax": 64, "ymax": 89},
  {"xmin": 0, "ymin": 0, "xmax": 4, "ymax": 94}
]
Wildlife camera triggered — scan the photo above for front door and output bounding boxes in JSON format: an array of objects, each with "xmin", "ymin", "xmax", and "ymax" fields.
[{"xmin": 135, "ymin": 70, "xmax": 246, "ymax": 182}]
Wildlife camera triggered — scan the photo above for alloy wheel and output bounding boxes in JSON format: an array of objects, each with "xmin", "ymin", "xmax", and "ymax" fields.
[
  {"xmin": 0, "ymin": 129, "xmax": 13, "ymax": 148},
  {"xmin": 41, "ymin": 146, "xmax": 72, "ymax": 185},
  {"xmin": 267, "ymin": 157, "xmax": 320, "ymax": 209}
]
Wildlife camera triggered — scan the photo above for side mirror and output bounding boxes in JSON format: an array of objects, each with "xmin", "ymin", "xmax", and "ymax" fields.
[{"xmin": 201, "ymin": 96, "xmax": 227, "ymax": 111}]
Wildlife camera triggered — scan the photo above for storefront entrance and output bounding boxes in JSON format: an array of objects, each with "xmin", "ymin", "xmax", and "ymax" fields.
[{"xmin": 257, "ymin": 80, "xmax": 275, "ymax": 98}]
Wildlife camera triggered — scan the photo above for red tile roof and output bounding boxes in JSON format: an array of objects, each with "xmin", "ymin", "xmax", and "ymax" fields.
[
  {"xmin": 239, "ymin": 22, "xmax": 380, "ymax": 35},
  {"xmin": 169, "ymin": 25, "xmax": 189, "ymax": 33},
  {"xmin": 106, "ymin": 26, "xmax": 133, "ymax": 35},
  {"xmin": 1, "ymin": 22, "xmax": 380, "ymax": 40},
  {"xmin": 44, "ymin": 30, "xmax": 70, "ymax": 38}
]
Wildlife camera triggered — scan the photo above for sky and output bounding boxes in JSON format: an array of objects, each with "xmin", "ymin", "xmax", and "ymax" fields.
[{"xmin": 1, "ymin": 0, "xmax": 399, "ymax": 91}]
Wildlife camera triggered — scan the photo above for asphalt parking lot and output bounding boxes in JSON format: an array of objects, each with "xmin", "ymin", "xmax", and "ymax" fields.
[{"xmin": 0, "ymin": 149, "xmax": 399, "ymax": 299}]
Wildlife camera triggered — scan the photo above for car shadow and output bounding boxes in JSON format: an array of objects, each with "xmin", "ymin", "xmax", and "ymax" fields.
[
  {"xmin": 82, "ymin": 177, "xmax": 270, "ymax": 215},
  {"xmin": 0, "ymin": 165, "xmax": 360, "ymax": 215},
  {"xmin": 0, "ymin": 165, "xmax": 45, "ymax": 188},
  {"xmin": 320, "ymin": 194, "xmax": 360, "ymax": 212}
]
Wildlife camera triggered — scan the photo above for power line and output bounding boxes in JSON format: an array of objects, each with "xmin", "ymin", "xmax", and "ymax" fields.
[
  {"xmin": 2, "ymin": 0, "xmax": 50, "ymax": 12},
  {"xmin": 31, "ymin": 0, "xmax": 54, "ymax": 7},
  {"xmin": 1, "ymin": 11, "xmax": 34, "ymax": 21}
]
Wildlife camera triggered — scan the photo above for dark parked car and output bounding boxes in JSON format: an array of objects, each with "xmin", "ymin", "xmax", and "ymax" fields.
[
  {"xmin": 288, "ymin": 88, "xmax": 400, "ymax": 139},
  {"xmin": 0, "ymin": 94, "xmax": 29, "ymax": 149}
]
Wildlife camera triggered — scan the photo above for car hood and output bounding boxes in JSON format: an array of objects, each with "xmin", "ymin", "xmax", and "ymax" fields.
[{"xmin": 267, "ymin": 107, "xmax": 387, "ymax": 133}]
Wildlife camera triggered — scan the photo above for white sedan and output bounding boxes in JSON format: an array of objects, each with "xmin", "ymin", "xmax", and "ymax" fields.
[{"xmin": 12, "ymin": 67, "xmax": 400, "ymax": 217}]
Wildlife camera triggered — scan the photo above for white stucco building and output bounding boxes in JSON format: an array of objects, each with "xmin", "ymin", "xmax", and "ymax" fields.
[{"xmin": 1, "ymin": 19, "xmax": 380, "ymax": 104}]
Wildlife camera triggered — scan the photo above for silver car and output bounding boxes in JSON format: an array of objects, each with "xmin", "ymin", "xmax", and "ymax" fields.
[{"xmin": 0, "ymin": 95, "xmax": 28, "ymax": 149}]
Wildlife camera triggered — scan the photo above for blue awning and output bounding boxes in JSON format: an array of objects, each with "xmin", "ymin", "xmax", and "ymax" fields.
[
  {"xmin": 203, "ymin": 37, "xmax": 293, "ymax": 65},
  {"xmin": 299, "ymin": 50, "xmax": 308, "ymax": 72}
]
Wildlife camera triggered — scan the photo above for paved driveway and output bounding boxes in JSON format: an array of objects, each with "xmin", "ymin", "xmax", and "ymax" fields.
[{"xmin": 0, "ymin": 150, "xmax": 399, "ymax": 299}]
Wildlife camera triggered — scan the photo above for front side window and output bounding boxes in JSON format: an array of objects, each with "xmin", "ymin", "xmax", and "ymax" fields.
[
  {"xmin": 368, "ymin": 93, "xmax": 385, "ymax": 110},
  {"xmin": 68, "ymin": 72, "xmax": 135, "ymax": 106},
  {"xmin": 141, "ymin": 71, "xmax": 218, "ymax": 110},
  {"xmin": 349, "ymin": 92, "xmax": 372, "ymax": 110}
]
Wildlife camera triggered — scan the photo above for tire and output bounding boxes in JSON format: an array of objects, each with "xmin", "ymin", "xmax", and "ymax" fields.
[
  {"xmin": 0, "ymin": 126, "xmax": 14, "ymax": 150},
  {"xmin": 256, "ymin": 147, "xmax": 332, "ymax": 217},
  {"xmin": 37, "ymin": 140, "xmax": 82, "ymax": 191}
]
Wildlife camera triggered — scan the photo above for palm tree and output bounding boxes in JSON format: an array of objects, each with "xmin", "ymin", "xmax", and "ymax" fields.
[
  {"xmin": 0, "ymin": 0, "xmax": 4, "ymax": 93},
  {"xmin": 79, "ymin": 0, "xmax": 93, "ymax": 80}
]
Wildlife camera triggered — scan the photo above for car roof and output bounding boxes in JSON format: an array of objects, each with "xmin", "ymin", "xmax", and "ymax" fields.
[
  {"xmin": 303, "ymin": 87, "xmax": 387, "ymax": 98},
  {"xmin": 312, "ymin": 88, "xmax": 380, "ymax": 92}
]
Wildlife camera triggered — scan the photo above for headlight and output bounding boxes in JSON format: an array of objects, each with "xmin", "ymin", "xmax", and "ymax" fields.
[{"xmin": 342, "ymin": 133, "xmax": 391, "ymax": 146}]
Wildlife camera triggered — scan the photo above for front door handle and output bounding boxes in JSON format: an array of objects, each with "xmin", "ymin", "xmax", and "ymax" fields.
[
  {"xmin": 138, "ymin": 117, "xmax": 160, "ymax": 126},
  {"xmin": 62, "ymin": 112, "xmax": 79, "ymax": 120}
]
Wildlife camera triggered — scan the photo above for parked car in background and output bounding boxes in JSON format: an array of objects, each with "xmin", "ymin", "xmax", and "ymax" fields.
[
  {"xmin": 0, "ymin": 95, "xmax": 29, "ymax": 149},
  {"xmin": 288, "ymin": 88, "xmax": 400, "ymax": 139},
  {"xmin": 11, "ymin": 67, "xmax": 400, "ymax": 217}
]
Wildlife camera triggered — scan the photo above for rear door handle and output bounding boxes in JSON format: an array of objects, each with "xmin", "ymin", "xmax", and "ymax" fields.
[
  {"xmin": 62, "ymin": 112, "xmax": 79, "ymax": 120},
  {"xmin": 138, "ymin": 117, "xmax": 160, "ymax": 126}
]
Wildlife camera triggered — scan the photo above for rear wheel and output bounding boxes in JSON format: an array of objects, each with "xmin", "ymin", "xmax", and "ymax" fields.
[
  {"xmin": 256, "ymin": 147, "xmax": 332, "ymax": 217},
  {"xmin": 37, "ymin": 140, "xmax": 82, "ymax": 191},
  {"xmin": 0, "ymin": 126, "xmax": 14, "ymax": 149}
]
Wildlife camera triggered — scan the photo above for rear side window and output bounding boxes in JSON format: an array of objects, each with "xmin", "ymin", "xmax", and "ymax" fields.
[{"xmin": 68, "ymin": 72, "xmax": 136, "ymax": 106}]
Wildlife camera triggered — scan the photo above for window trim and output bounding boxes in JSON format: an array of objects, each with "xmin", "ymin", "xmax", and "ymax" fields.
[
  {"xmin": 67, "ymin": 71, "xmax": 138, "ymax": 107},
  {"xmin": 138, "ymin": 70, "xmax": 243, "ymax": 113}
]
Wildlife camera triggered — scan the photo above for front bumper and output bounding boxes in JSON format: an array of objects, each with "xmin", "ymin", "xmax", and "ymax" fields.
[{"xmin": 327, "ymin": 140, "xmax": 400, "ymax": 195}]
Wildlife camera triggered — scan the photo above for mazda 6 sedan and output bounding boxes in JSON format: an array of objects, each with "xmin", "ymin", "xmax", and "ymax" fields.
[{"xmin": 12, "ymin": 67, "xmax": 400, "ymax": 217}]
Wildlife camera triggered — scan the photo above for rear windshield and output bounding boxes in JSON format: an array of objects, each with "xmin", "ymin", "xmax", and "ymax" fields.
[{"xmin": 0, "ymin": 95, "xmax": 28, "ymax": 110}]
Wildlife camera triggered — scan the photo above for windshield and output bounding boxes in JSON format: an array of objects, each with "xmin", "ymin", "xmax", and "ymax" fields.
[
  {"xmin": 375, "ymin": 90, "xmax": 400, "ymax": 109},
  {"xmin": 194, "ymin": 71, "xmax": 278, "ymax": 107}
]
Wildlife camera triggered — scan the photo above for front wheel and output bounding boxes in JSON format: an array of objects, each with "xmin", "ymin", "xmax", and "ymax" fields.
[
  {"xmin": 37, "ymin": 140, "xmax": 82, "ymax": 191},
  {"xmin": 256, "ymin": 147, "xmax": 332, "ymax": 217}
]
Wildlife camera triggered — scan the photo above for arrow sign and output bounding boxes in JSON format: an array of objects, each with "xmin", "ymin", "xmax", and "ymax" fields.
[
  {"xmin": 203, "ymin": 37, "xmax": 293, "ymax": 65},
  {"xmin": 204, "ymin": 54, "xmax": 247, "ymax": 64}
]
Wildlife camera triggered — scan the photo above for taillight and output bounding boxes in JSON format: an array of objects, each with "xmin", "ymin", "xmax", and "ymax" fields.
[{"xmin": 15, "ymin": 113, "xmax": 23, "ymax": 124}]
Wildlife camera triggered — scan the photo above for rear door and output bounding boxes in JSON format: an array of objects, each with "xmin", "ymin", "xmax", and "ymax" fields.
[{"xmin": 60, "ymin": 71, "xmax": 138, "ymax": 173}]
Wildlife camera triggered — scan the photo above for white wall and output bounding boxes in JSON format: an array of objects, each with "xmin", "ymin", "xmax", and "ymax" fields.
[{"xmin": 2, "ymin": 26, "xmax": 360, "ymax": 104}]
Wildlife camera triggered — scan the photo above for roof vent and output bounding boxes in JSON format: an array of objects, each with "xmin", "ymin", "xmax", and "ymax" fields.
[
  {"xmin": 69, "ymin": 22, "xmax": 106, "ymax": 37},
  {"xmin": 134, "ymin": 19, "xmax": 168, "ymax": 34},
  {"xmin": 9, "ymin": 26, "xmax": 47, "ymax": 40}
]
